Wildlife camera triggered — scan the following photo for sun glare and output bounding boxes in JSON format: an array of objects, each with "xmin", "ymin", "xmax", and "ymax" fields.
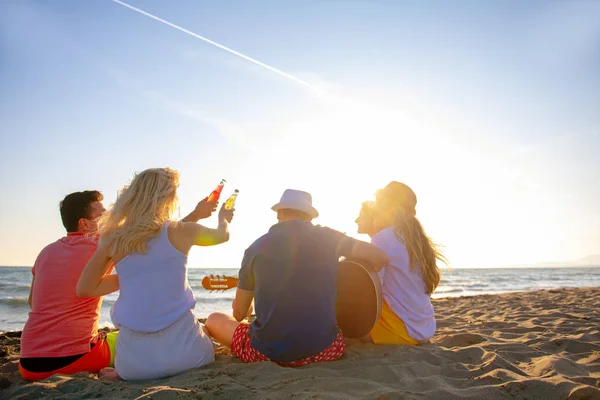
[{"xmin": 183, "ymin": 89, "xmax": 568, "ymax": 269}]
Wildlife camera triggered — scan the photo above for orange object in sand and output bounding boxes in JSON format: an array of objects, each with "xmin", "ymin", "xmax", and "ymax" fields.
[
  {"xmin": 18, "ymin": 337, "xmax": 111, "ymax": 381},
  {"xmin": 201, "ymin": 275, "xmax": 239, "ymax": 291}
]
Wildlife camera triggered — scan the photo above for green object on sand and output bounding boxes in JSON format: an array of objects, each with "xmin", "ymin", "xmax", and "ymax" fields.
[{"xmin": 106, "ymin": 331, "xmax": 118, "ymax": 368}]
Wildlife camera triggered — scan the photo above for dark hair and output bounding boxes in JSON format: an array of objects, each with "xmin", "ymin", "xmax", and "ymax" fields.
[{"xmin": 59, "ymin": 191, "xmax": 104, "ymax": 232}]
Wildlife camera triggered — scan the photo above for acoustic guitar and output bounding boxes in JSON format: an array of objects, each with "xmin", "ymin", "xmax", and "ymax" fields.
[
  {"xmin": 201, "ymin": 258, "xmax": 382, "ymax": 339},
  {"xmin": 201, "ymin": 275, "xmax": 239, "ymax": 291}
]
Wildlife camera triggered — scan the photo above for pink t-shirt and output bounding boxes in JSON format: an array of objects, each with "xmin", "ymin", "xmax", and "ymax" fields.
[{"xmin": 20, "ymin": 233, "xmax": 109, "ymax": 358}]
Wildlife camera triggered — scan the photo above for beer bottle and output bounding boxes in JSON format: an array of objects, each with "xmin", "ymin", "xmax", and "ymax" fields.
[
  {"xmin": 207, "ymin": 179, "xmax": 226, "ymax": 202},
  {"xmin": 224, "ymin": 190, "xmax": 239, "ymax": 210}
]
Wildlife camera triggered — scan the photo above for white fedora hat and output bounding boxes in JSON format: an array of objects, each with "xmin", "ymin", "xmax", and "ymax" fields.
[{"xmin": 271, "ymin": 189, "xmax": 319, "ymax": 219}]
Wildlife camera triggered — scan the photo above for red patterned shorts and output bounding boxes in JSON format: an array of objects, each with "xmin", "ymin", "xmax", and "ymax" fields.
[{"xmin": 231, "ymin": 323, "xmax": 345, "ymax": 366}]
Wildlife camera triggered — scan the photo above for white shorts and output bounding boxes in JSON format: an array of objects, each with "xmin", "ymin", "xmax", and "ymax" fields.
[{"xmin": 115, "ymin": 310, "xmax": 215, "ymax": 380}]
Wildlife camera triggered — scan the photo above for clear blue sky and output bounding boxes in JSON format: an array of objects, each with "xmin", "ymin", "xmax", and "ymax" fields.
[{"xmin": 1, "ymin": 0, "xmax": 599, "ymax": 268}]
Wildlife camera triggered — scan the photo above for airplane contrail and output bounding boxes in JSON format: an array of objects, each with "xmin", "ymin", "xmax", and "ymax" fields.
[{"xmin": 111, "ymin": 0, "xmax": 324, "ymax": 94}]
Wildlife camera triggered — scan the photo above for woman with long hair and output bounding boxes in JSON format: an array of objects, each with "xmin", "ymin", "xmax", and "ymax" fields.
[
  {"xmin": 77, "ymin": 168, "xmax": 234, "ymax": 380},
  {"xmin": 356, "ymin": 181, "xmax": 446, "ymax": 345}
]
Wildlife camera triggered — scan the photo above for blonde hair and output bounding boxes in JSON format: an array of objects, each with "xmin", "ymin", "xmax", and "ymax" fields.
[
  {"xmin": 375, "ymin": 182, "xmax": 447, "ymax": 294},
  {"xmin": 99, "ymin": 168, "xmax": 180, "ymax": 257}
]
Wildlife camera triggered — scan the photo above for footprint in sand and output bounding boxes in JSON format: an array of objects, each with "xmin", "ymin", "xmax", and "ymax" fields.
[
  {"xmin": 525, "ymin": 355, "xmax": 590, "ymax": 378},
  {"xmin": 536, "ymin": 338, "xmax": 600, "ymax": 355},
  {"xmin": 436, "ymin": 333, "xmax": 487, "ymax": 348},
  {"xmin": 569, "ymin": 385, "xmax": 600, "ymax": 400}
]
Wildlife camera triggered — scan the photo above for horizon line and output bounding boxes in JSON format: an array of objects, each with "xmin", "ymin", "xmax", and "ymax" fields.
[{"xmin": 0, "ymin": 264, "xmax": 599, "ymax": 269}]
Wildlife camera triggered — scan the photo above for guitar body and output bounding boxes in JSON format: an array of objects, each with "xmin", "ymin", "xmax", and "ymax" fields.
[
  {"xmin": 335, "ymin": 258, "xmax": 382, "ymax": 339},
  {"xmin": 201, "ymin": 259, "xmax": 382, "ymax": 339}
]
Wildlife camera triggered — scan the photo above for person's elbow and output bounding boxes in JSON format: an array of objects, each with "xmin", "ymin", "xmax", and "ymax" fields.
[
  {"xmin": 220, "ymin": 231, "xmax": 230, "ymax": 243},
  {"xmin": 233, "ymin": 308, "xmax": 246, "ymax": 322},
  {"xmin": 351, "ymin": 241, "xmax": 389, "ymax": 271},
  {"xmin": 76, "ymin": 281, "xmax": 94, "ymax": 298},
  {"xmin": 212, "ymin": 229, "xmax": 230, "ymax": 245}
]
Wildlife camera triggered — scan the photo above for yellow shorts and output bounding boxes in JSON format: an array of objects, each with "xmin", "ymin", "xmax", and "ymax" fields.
[{"xmin": 370, "ymin": 300, "xmax": 420, "ymax": 345}]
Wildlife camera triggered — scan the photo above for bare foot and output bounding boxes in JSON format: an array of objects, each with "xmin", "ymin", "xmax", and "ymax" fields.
[
  {"xmin": 359, "ymin": 334, "xmax": 374, "ymax": 343},
  {"xmin": 99, "ymin": 367, "xmax": 120, "ymax": 380}
]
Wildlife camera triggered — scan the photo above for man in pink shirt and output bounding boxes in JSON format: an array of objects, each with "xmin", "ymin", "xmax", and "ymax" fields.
[
  {"xmin": 19, "ymin": 190, "xmax": 114, "ymax": 380},
  {"xmin": 19, "ymin": 190, "xmax": 217, "ymax": 380}
]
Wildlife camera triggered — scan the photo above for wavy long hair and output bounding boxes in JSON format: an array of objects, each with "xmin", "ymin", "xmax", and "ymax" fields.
[
  {"xmin": 98, "ymin": 167, "xmax": 180, "ymax": 257},
  {"xmin": 374, "ymin": 182, "xmax": 447, "ymax": 294}
]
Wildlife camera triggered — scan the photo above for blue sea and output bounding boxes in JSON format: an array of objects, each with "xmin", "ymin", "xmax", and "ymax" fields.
[{"xmin": 1, "ymin": 266, "xmax": 599, "ymax": 333}]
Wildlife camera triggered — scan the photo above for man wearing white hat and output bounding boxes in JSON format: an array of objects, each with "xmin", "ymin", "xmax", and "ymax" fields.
[{"xmin": 206, "ymin": 189, "xmax": 389, "ymax": 366}]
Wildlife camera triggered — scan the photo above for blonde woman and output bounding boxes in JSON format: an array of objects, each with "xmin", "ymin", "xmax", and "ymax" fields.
[
  {"xmin": 358, "ymin": 182, "xmax": 446, "ymax": 345},
  {"xmin": 77, "ymin": 168, "xmax": 234, "ymax": 380}
]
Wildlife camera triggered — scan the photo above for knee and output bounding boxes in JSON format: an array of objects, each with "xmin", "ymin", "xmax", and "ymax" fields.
[{"xmin": 205, "ymin": 312, "xmax": 227, "ymax": 330}]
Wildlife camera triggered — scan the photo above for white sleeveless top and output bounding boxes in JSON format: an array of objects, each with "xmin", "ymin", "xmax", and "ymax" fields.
[{"xmin": 111, "ymin": 223, "xmax": 196, "ymax": 333}]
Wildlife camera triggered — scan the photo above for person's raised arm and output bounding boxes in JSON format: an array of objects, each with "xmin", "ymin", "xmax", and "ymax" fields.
[
  {"xmin": 184, "ymin": 204, "xmax": 234, "ymax": 246},
  {"xmin": 181, "ymin": 197, "xmax": 218, "ymax": 223},
  {"xmin": 77, "ymin": 244, "xmax": 119, "ymax": 298}
]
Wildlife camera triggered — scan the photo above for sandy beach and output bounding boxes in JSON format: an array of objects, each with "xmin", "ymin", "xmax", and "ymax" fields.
[{"xmin": 1, "ymin": 287, "xmax": 599, "ymax": 399}]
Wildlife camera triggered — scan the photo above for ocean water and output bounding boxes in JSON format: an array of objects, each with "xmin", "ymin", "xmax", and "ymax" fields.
[{"xmin": 1, "ymin": 266, "xmax": 599, "ymax": 333}]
